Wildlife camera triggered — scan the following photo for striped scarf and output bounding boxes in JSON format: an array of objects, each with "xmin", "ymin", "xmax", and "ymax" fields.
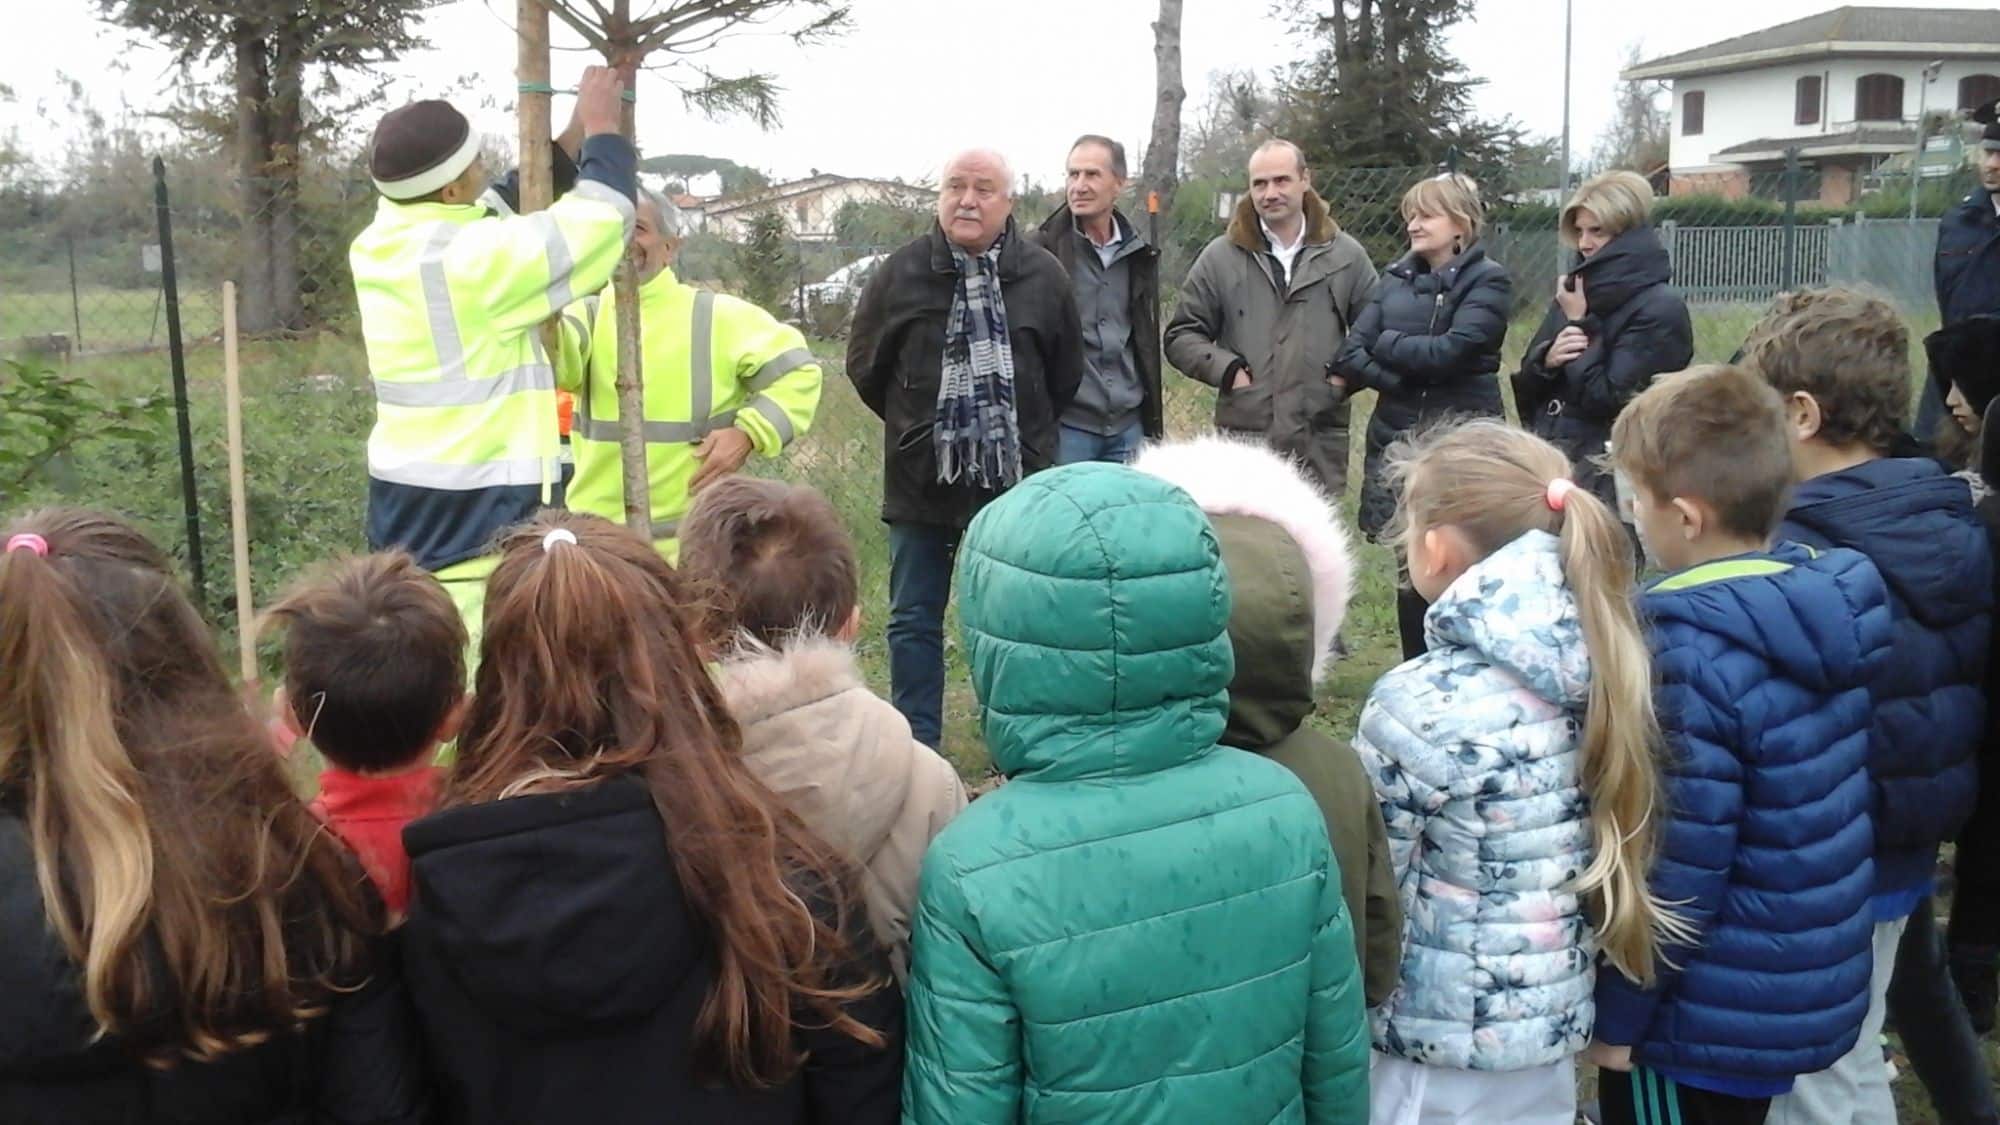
[{"xmin": 936, "ymin": 228, "xmax": 1021, "ymax": 489}]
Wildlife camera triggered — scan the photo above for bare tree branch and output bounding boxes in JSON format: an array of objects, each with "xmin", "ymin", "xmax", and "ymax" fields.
[{"xmin": 543, "ymin": 0, "xmax": 611, "ymax": 50}]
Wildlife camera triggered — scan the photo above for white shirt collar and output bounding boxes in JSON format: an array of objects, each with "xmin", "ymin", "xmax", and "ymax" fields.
[
  {"xmin": 1260, "ymin": 217, "xmax": 1306, "ymax": 255},
  {"xmin": 1077, "ymin": 212, "xmax": 1123, "ymax": 246}
]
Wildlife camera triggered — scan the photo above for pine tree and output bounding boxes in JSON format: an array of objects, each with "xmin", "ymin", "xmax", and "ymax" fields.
[
  {"xmin": 1278, "ymin": 0, "xmax": 1477, "ymax": 167},
  {"xmin": 1277, "ymin": 0, "xmax": 1542, "ymax": 191}
]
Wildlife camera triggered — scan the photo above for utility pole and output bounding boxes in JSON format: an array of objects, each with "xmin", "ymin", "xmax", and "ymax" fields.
[
  {"xmin": 1911, "ymin": 59, "xmax": 1943, "ymax": 220},
  {"xmin": 1558, "ymin": 0, "xmax": 1574, "ymax": 197}
]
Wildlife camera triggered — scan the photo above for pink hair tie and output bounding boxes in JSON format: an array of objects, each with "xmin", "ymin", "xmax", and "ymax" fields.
[
  {"xmin": 4, "ymin": 533, "xmax": 48, "ymax": 557},
  {"xmin": 1545, "ymin": 478, "xmax": 1577, "ymax": 512}
]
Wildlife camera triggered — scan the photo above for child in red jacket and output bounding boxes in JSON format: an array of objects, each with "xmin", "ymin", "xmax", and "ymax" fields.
[{"xmin": 267, "ymin": 552, "xmax": 467, "ymax": 918}]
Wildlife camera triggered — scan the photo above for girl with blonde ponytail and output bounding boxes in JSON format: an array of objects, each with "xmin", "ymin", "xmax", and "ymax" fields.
[
  {"xmin": 0, "ymin": 509, "xmax": 426, "ymax": 1125},
  {"xmin": 1354, "ymin": 419, "xmax": 1681, "ymax": 1125}
]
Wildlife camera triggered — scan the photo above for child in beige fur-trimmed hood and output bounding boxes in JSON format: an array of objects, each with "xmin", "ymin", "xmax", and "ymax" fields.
[{"xmin": 680, "ymin": 475, "xmax": 966, "ymax": 977}]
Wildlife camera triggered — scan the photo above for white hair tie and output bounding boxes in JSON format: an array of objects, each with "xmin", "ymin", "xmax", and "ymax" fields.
[{"xmin": 542, "ymin": 528, "xmax": 578, "ymax": 552}]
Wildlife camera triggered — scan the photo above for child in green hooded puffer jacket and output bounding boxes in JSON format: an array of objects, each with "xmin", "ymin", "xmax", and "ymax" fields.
[{"xmin": 901, "ymin": 461, "xmax": 1369, "ymax": 1125}]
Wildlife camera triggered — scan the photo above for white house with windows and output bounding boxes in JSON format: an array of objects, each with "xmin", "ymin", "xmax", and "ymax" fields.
[{"xmin": 1624, "ymin": 6, "xmax": 2000, "ymax": 204}]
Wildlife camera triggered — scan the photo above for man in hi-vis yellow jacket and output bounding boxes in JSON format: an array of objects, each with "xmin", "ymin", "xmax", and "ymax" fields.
[
  {"xmin": 555, "ymin": 191, "xmax": 822, "ymax": 562},
  {"xmin": 350, "ymin": 67, "xmax": 635, "ymax": 637}
]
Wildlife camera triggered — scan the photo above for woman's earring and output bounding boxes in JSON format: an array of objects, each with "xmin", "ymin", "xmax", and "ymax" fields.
[{"xmin": 1452, "ymin": 235, "xmax": 1463, "ymax": 254}]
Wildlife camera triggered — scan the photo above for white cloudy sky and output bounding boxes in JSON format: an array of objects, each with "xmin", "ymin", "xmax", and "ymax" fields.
[{"xmin": 5, "ymin": 0, "xmax": 1996, "ymax": 186}]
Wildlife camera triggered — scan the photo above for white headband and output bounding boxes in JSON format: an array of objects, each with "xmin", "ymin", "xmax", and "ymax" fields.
[{"xmin": 374, "ymin": 129, "xmax": 482, "ymax": 200}]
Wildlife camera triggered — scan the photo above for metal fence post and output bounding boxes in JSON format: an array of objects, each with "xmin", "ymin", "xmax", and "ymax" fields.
[
  {"xmin": 152, "ymin": 156, "xmax": 206, "ymax": 606},
  {"xmin": 1781, "ymin": 147, "xmax": 1801, "ymax": 293},
  {"xmin": 65, "ymin": 234, "xmax": 83, "ymax": 353}
]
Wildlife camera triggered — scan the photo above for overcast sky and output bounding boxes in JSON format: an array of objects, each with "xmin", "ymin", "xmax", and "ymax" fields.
[{"xmin": 5, "ymin": 0, "xmax": 1997, "ymax": 187}]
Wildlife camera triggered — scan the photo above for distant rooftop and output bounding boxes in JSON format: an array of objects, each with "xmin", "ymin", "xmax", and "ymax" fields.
[{"xmin": 1625, "ymin": 7, "xmax": 2000, "ymax": 81}]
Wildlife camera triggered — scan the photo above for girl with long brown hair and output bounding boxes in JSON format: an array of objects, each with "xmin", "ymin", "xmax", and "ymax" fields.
[
  {"xmin": 0, "ymin": 508, "xmax": 428, "ymax": 1124},
  {"xmin": 398, "ymin": 512, "xmax": 901, "ymax": 1125},
  {"xmin": 1352, "ymin": 420, "xmax": 1684, "ymax": 1125}
]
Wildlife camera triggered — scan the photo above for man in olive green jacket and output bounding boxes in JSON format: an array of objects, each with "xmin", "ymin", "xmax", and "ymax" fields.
[
  {"xmin": 1136, "ymin": 434, "xmax": 1402, "ymax": 1007},
  {"xmin": 1165, "ymin": 139, "xmax": 1377, "ymax": 497}
]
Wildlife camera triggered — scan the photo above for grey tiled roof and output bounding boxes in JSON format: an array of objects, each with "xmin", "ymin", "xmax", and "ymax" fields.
[
  {"xmin": 1715, "ymin": 126, "xmax": 1919, "ymax": 156},
  {"xmin": 1629, "ymin": 7, "xmax": 2000, "ymax": 75}
]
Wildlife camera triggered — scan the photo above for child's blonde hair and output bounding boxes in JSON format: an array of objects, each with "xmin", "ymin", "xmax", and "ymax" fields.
[{"xmin": 1391, "ymin": 419, "xmax": 1684, "ymax": 984}]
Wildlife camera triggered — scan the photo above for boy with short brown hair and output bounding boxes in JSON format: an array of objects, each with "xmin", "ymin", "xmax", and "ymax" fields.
[
  {"xmin": 266, "ymin": 551, "xmax": 466, "ymax": 918},
  {"xmin": 1588, "ymin": 365, "xmax": 1890, "ymax": 1125},
  {"xmin": 679, "ymin": 476, "xmax": 964, "ymax": 973},
  {"xmin": 1742, "ymin": 289, "xmax": 1997, "ymax": 1123}
]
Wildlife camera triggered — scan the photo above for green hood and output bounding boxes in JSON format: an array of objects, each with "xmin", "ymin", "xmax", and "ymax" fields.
[
  {"xmin": 956, "ymin": 463, "xmax": 1233, "ymax": 781},
  {"xmin": 1209, "ymin": 513, "xmax": 1317, "ymax": 750}
]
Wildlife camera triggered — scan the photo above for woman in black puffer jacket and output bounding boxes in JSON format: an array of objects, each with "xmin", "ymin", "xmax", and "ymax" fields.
[
  {"xmin": 1514, "ymin": 170, "xmax": 1693, "ymax": 512},
  {"xmin": 1336, "ymin": 172, "xmax": 1511, "ymax": 656}
]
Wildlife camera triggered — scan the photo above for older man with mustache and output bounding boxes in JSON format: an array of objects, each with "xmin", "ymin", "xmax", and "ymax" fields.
[{"xmin": 846, "ymin": 147, "xmax": 1083, "ymax": 751}]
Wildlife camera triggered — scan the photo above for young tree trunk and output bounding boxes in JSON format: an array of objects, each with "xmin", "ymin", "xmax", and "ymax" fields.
[
  {"xmin": 608, "ymin": 35, "xmax": 651, "ymax": 538},
  {"xmin": 1141, "ymin": 0, "xmax": 1184, "ymax": 218}
]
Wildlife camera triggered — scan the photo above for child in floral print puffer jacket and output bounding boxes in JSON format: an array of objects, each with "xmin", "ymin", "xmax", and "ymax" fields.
[{"xmin": 1355, "ymin": 420, "xmax": 1681, "ymax": 1125}]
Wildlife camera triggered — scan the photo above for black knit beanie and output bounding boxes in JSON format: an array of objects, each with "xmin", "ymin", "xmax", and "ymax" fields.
[{"xmin": 370, "ymin": 100, "xmax": 480, "ymax": 200}]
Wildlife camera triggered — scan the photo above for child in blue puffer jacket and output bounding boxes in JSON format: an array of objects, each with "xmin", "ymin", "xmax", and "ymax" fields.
[
  {"xmin": 1743, "ymin": 289, "xmax": 1996, "ymax": 1125},
  {"xmin": 1355, "ymin": 420, "xmax": 1681, "ymax": 1125},
  {"xmin": 1589, "ymin": 364, "xmax": 1892, "ymax": 1125}
]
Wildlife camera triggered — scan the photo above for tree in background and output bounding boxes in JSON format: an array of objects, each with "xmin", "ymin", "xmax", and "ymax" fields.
[
  {"xmin": 1276, "ymin": 0, "xmax": 1548, "ymax": 193},
  {"xmin": 832, "ymin": 197, "xmax": 930, "ymax": 250},
  {"xmin": 736, "ymin": 210, "xmax": 794, "ymax": 314},
  {"xmin": 1278, "ymin": 0, "xmax": 1477, "ymax": 167},
  {"xmin": 95, "ymin": 0, "xmax": 438, "ymax": 334},
  {"xmin": 1182, "ymin": 70, "xmax": 1274, "ymax": 182},
  {"xmin": 639, "ymin": 152, "xmax": 770, "ymax": 197},
  {"xmin": 1141, "ymin": 0, "xmax": 1185, "ymax": 219},
  {"xmin": 1591, "ymin": 45, "xmax": 1671, "ymax": 179}
]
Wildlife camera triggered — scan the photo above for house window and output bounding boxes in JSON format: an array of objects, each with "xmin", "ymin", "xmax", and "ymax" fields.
[
  {"xmin": 1796, "ymin": 75, "xmax": 1823, "ymax": 125},
  {"xmin": 1961, "ymin": 74, "xmax": 2000, "ymax": 112},
  {"xmin": 1682, "ymin": 90, "xmax": 1705, "ymax": 136},
  {"xmin": 1854, "ymin": 73, "xmax": 1904, "ymax": 122}
]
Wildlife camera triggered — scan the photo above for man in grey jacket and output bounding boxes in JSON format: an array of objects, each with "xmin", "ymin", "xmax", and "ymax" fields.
[
  {"xmin": 1165, "ymin": 139, "xmax": 1377, "ymax": 496},
  {"xmin": 1029, "ymin": 134, "xmax": 1163, "ymax": 463}
]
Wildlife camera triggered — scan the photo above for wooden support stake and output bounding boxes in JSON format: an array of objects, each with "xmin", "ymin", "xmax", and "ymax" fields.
[
  {"xmin": 517, "ymin": 0, "xmax": 554, "ymax": 212},
  {"xmin": 221, "ymin": 281, "xmax": 257, "ymax": 686}
]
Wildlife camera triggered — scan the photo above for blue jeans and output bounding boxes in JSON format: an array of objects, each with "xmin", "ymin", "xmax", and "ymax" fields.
[
  {"xmin": 1057, "ymin": 420, "xmax": 1145, "ymax": 465},
  {"xmin": 887, "ymin": 521, "xmax": 961, "ymax": 751}
]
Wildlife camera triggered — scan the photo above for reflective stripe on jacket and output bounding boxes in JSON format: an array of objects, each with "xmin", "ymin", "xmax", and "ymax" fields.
[
  {"xmin": 556, "ymin": 268, "xmax": 821, "ymax": 557},
  {"xmin": 353, "ymin": 168, "xmax": 633, "ymax": 572}
]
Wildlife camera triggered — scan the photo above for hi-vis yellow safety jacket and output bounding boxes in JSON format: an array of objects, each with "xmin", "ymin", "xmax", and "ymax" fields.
[
  {"xmin": 352, "ymin": 136, "xmax": 636, "ymax": 573},
  {"xmin": 555, "ymin": 267, "xmax": 822, "ymax": 559}
]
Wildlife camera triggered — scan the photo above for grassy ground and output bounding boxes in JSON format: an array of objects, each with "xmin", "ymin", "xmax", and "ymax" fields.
[
  {"xmin": 3, "ymin": 284, "xmax": 226, "ymax": 355},
  {"xmin": 2, "ymin": 292, "xmax": 1968, "ymax": 1119}
]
